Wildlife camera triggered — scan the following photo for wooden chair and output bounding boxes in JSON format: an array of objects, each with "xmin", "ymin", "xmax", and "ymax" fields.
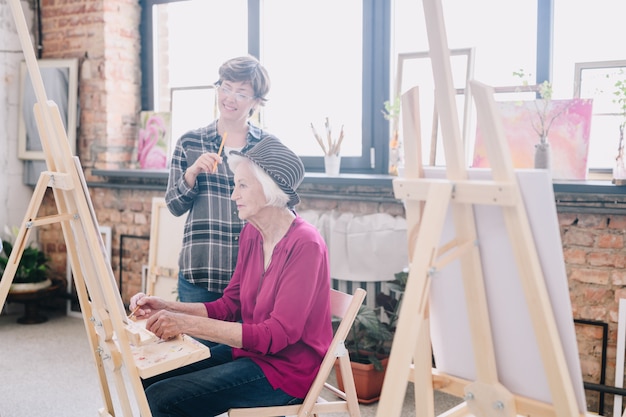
[{"xmin": 228, "ymin": 287, "xmax": 366, "ymax": 417}]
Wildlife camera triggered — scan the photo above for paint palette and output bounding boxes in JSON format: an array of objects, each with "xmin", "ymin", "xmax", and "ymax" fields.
[{"xmin": 127, "ymin": 319, "xmax": 211, "ymax": 379}]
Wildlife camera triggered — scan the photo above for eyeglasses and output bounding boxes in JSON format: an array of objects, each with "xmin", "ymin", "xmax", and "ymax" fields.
[{"xmin": 217, "ymin": 85, "xmax": 255, "ymax": 103}]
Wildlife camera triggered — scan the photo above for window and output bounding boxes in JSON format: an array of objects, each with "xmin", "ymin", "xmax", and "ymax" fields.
[
  {"xmin": 553, "ymin": 0, "xmax": 626, "ymax": 171},
  {"xmin": 141, "ymin": 0, "xmax": 625, "ymax": 177},
  {"xmin": 392, "ymin": 0, "xmax": 537, "ymax": 167},
  {"xmin": 259, "ymin": 0, "xmax": 362, "ymax": 159},
  {"xmin": 574, "ymin": 61, "xmax": 626, "ymax": 173},
  {"xmin": 142, "ymin": 0, "xmax": 388, "ymax": 174},
  {"xmin": 146, "ymin": 0, "xmax": 247, "ymax": 113}
]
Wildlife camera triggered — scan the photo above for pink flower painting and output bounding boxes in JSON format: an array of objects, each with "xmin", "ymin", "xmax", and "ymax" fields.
[
  {"xmin": 472, "ymin": 98, "xmax": 593, "ymax": 179},
  {"xmin": 138, "ymin": 111, "xmax": 171, "ymax": 169}
]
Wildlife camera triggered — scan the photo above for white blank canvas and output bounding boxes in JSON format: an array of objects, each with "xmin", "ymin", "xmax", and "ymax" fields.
[{"xmin": 425, "ymin": 167, "xmax": 587, "ymax": 413}]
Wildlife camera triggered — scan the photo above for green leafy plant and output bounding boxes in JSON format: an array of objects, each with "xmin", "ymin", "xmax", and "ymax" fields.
[
  {"xmin": 376, "ymin": 268, "xmax": 407, "ymax": 331},
  {"xmin": 383, "ymin": 96, "xmax": 403, "ymax": 175},
  {"xmin": 0, "ymin": 228, "xmax": 49, "ymax": 284},
  {"xmin": 614, "ymin": 74, "xmax": 626, "ymax": 130},
  {"xmin": 346, "ymin": 305, "xmax": 393, "ymax": 370},
  {"xmin": 382, "ymin": 96, "xmax": 401, "ymax": 123},
  {"xmin": 345, "ymin": 268, "xmax": 408, "ymax": 371},
  {"xmin": 613, "ymin": 73, "xmax": 626, "ymax": 174}
]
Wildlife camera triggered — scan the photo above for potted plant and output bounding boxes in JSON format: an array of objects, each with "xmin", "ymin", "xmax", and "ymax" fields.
[
  {"xmin": 512, "ymin": 69, "xmax": 574, "ymax": 170},
  {"xmin": 382, "ymin": 96, "xmax": 402, "ymax": 176},
  {"xmin": 334, "ymin": 268, "xmax": 408, "ymax": 404},
  {"xmin": 612, "ymin": 73, "xmax": 626, "ymax": 183},
  {"xmin": 0, "ymin": 226, "xmax": 52, "ymax": 292}
]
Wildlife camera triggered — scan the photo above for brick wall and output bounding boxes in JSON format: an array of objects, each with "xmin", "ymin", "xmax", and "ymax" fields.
[
  {"xmin": 39, "ymin": 0, "xmax": 141, "ymax": 173},
  {"xmin": 559, "ymin": 211, "xmax": 626, "ymax": 413},
  {"xmin": 32, "ymin": 0, "xmax": 141, "ymax": 298}
]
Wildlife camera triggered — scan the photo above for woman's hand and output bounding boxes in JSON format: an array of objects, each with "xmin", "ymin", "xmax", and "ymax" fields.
[
  {"xmin": 129, "ymin": 293, "xmax": 168, "ymax": 319},
  {"xmin": 145, "ymin": 310, "xmax": 187, "ymax": 340},
  {"xmin": 184, "ymin": 152, "xmax": 223, "ymax": 186}
]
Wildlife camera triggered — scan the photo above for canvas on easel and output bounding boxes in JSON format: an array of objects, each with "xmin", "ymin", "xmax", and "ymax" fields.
[
  {"xmin": 145, "ymin": 197, "xmax": 184, "ymax": 301},
  {"xmin": 423, "ymin": 166, "xmax": 587, "ymax": 413},
  {"xmin": 375, "ymin": 0, "xmax": 594, "ymax": 416},
  {"xmin": 1, "ymin": 1, "xmax": 210, "ymax": 416},
  {"xmin": 66, "ymin": 225, "xmax": 112, "ymax": 318}
]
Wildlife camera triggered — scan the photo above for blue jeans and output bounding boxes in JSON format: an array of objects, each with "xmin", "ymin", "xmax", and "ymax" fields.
[
  {"xmin": 177, "ymin": 273, "xmax": 223, "ymax": 303},
  {"xmin": 143, "ymin": 344, "xmax": 302, "ymax": 417},
  {"xmin": 178, "ymin": 274, "xmax": 222, "ymax": 347}
]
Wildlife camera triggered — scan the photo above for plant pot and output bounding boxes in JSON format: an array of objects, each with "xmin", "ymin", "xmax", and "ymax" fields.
[
  {"xmin": 9, "ymin": 278, "xmax": 52, "ymax": 293},
  {"xmin": 534, "ymin": 140, "xmax": 551, "ymax": 170},
  {"xmin": 324, "ymin": 154, "xmax": 341, "ymax": 176},
  {"xmin": 6, "ymin": 279, "xmax": 61, "ymax": 324},
  {"xmin": 334, "ymin": 357, "xmax": 389, "ymax": 404}
]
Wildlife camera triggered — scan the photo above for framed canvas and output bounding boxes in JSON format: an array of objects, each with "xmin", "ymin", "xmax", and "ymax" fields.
[
  {"xmin": 472, "ymin": 98, "xmax": 594, "ymax": 179},
  {"xmin": 144, "ymin": 197, "xmax": 185, "ymax": 302},
  {"xmin": 18, "ymin": 58, "xmax": 79, "ymax": 160},
  {"xmin": 66, "ymin": 225, "xmax": 112, "ymax": 318},
  {"xmin": 395, "ymin": 48, "xmax": 475, "ymax": 166},
  {"xmin": 137, "ymin": 111, "xmax": 171, "ymax": 169},
  {"xmin": 170, "ymin": 85, "xmax": 217, "ymax": 158}
]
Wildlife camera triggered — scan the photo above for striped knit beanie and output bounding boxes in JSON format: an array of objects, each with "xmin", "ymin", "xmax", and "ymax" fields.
[{"xmin": 232, "ymin": 137, "xmax": 305, "ymax": 207}]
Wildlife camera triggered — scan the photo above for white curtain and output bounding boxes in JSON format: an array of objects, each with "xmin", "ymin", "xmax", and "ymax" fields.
[{"xmin": 300, "ymin": 210, "xmax": 408, "ymax": 283}]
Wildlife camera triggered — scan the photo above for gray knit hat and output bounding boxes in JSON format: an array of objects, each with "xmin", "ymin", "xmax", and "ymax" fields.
[{"xmin": 232, "ymin": 137, "xmax": 305, "ymax": 207}]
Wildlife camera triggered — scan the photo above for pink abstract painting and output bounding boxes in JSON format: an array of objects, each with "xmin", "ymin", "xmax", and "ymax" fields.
[{"xmin": 472, "ymin": 98, "xmax": 593, "ymax": 179}]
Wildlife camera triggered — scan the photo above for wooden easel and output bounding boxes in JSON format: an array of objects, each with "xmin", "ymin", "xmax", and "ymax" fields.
[
  {"xmin": 145, "ymin": 197, "xmax": 184, "ymax": 301},
  {"xmin": 1, "ymin": 1, "xmax": 209, "ymax": 416},
  {"xmin": 375, "ymin": 1, "xmax": 592, "ymax": 416}
]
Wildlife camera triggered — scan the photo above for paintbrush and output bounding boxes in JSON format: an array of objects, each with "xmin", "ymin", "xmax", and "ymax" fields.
[
  {"xmin": 325, "ymin": 117, "xmax": 332, "ymax": 153},
  {"xmin": 331, "ymin": 125, "xmax": 344, "ymax": 155},
  {"xmin": 128, "ymin": 294, "xmax": 150, "ymax": 319},
  {"xmin": 310, "ymin": 123, "xmax": 327, "ymax": 155},
  {"xmin": 212, "ymin": 131, "xmax": 228, "ymax": 173}
]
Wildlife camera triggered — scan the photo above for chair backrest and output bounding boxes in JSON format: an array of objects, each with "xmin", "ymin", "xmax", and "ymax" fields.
[
  {"xmin": 228, "ymin": 287, "xmax": 366, "ymax": 417},
  {"xmin": 296, "ymin": 287, "xmax": 366, "ymax": 415}
]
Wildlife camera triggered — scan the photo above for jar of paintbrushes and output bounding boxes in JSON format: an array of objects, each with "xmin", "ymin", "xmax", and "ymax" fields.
[{"xmin": 310, "ymin": 117, "xmax": 344, "ymax": 176}]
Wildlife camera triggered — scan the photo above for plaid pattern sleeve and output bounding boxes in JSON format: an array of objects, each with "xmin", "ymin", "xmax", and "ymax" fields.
[{"xmin": 164, "ymin": 120, "xmax": 265, "ymax": 292}]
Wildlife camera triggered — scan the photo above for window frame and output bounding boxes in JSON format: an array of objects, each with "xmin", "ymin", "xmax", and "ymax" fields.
[
  {"xmin": 140, "ymin": 0, "xmax": 391, "ymax": 174},
  {"xmin": 573, "ymin": 59, "xmax": 626, "ymax": 175},
  {"xmin": 140, "ymin": 0, "xmax": 561, "ymax": 176}
]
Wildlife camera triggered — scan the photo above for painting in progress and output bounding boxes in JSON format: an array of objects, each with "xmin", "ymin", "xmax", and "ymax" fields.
[
  {"xmin": 127, "ymin": 319, "xmax": 211, "ymax": 379},
  {"xmin": 472, "ymin": 98, "xmax": 593, "ymax": 179}
]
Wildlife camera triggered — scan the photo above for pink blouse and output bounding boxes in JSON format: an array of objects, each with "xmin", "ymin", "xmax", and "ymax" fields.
[{"xmin": 204, "ymin": 215, "xmax": 332, "ymax": 398}]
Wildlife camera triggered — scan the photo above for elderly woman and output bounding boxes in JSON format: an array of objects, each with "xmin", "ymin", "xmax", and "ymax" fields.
[{"xmin": 129, "ymin": 137, "xmax": 332, "ymax": 417}]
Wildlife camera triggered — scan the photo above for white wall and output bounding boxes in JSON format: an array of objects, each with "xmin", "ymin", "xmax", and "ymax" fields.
[{"xmin": 0, "ymin": 0, "xmax": 36, "ymax": 237}]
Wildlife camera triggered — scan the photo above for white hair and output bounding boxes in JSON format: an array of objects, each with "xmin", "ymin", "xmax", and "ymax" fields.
[{"xmin": 228, "ymin": 154, "xmax": 290, "ymax": 208}]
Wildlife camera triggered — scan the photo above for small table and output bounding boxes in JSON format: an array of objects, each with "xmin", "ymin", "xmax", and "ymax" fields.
[{"xmin": 6, "ymin": 280, "xmax": 62, "ymax": 324}]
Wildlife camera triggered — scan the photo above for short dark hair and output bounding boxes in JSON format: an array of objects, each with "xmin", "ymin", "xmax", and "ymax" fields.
[{"xmin": 217, "ymin": 55, "xmax": 271, "ymax": 103}]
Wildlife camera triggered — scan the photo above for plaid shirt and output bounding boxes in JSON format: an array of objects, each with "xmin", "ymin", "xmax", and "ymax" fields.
[{"xmin": 165, "ymin": 120, "xmax": 269, "ymax": 293}]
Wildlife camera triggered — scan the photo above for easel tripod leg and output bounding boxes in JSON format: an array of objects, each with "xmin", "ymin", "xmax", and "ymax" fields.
[{"xmin": 376, "ymin": 184, "xmax": 453, "ymax": 417}]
